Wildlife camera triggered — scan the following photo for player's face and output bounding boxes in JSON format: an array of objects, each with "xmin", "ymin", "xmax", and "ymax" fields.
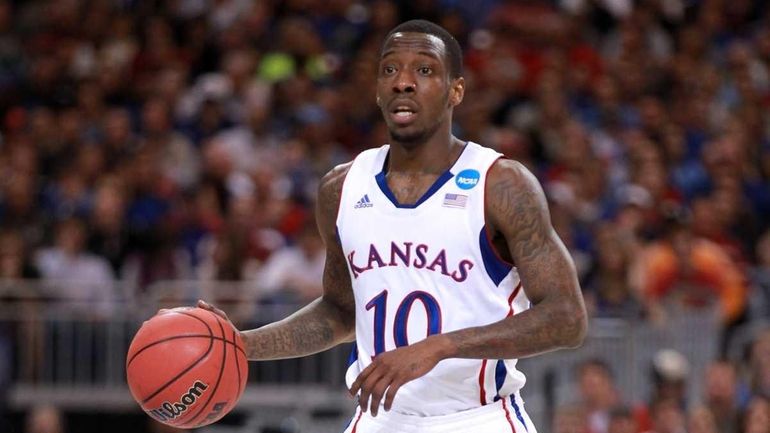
[{"xmin": 376, "ymin": 32, "xmax": 463, "ymax": 146}]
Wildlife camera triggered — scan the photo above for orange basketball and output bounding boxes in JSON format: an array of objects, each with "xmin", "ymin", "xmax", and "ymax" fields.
[{"xmin": 126, "ymin": 307, "xmax": 248, "ymax": 429}]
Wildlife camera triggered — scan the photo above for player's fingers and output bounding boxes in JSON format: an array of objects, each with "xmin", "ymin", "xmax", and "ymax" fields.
[
  {"xmin": 383, "ymin": 380, "xmax": 404, "ymax": 412},
  {"xmin": 349, "ymin": 362, "xmax": 376, "ymax": 396},
  {"xmin": 368, "ymin": 374, "xmax": 393, "ymax": 417},
  {"xmin": 357, "ymin": 367, "xmax": 386, "ymax": 412},
  {"xmin": 357, "ymin": 375, "xmax": 375, "ymax": 412},
  {"xmin": 197, "ymin": 299, "xmax": 214, "ymax": 310},
  {"xmin": 197, "ymin": 300, "xmax": 228, "ymax": 320},
  {"xmin": 362, "ymin": 375, "xmax": 392, "ymax": 416}
]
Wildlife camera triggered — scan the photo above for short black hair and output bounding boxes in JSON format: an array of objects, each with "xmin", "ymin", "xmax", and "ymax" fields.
[{"xmin": 382, "ymin": 19, "xmax": 463, "ymax": 79}]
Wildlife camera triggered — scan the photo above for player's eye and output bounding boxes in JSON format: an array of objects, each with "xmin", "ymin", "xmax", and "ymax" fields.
[
  {"xmin": 382, "ymin": 65, "xmax": 396, "ymax": 75},
  {"xmin": 418, "ymin": 66, "xmax": 432, "ymax": 76}
]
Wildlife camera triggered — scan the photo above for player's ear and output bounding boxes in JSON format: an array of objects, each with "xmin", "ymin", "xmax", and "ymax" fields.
[{"xmin": 449, "ymin": 77, "xmax": 465, "ymax": 107}]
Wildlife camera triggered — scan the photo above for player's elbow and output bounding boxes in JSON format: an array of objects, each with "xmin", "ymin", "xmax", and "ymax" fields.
[
  {"xmin": 562, "ymin": 302, "xmax": 588, "ymax": 349},
  {"xmin": 552, "ymin": 298, "xmax": 587, "ymax": 349}
]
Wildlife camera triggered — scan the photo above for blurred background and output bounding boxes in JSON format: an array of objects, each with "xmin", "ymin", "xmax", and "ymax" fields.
[{"xmin": 0, "ymin": 0, "xmax": 769, "ymax": 432}]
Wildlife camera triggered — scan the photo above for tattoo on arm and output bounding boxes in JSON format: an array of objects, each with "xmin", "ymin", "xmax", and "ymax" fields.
[
  {"xmin": 241, "ymin": 163, "xmax": 356, "ymax": 361},
  {"xmin": 241, "ymin": 298, "xmax": 338, "ymax": 360},
  {"xmin": 437, "ymin": 160, "xmax": 587, "ymax": 360}
]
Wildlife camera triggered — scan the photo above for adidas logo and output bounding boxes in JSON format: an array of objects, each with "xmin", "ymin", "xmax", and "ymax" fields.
[{"xmin": 354, "ymin": 194, "xmax": 373, "ymax": 209}]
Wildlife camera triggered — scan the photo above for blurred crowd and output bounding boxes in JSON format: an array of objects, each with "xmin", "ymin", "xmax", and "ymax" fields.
[
  {"xmin": 1, "ymin": 0, "xmax": 770, "ymax": 432},
  {"xmin": 554, "ymin": 348, "xmax": 770, "ymax": 433}
]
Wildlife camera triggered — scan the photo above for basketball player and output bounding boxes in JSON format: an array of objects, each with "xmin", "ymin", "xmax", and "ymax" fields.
[{"xmin": 200, "ymin": 19, "xmax": 587, "ymax": 432}]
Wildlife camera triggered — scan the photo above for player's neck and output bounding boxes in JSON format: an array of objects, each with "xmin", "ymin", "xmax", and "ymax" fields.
[{"xmin": 387, "ymin": 133, "xmax": 464, "ymax": 175}]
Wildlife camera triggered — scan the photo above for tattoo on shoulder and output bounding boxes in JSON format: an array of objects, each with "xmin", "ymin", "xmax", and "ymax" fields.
[{"xmin": 487, "ymin": 162, "xmax": 553, "ymax": 262}]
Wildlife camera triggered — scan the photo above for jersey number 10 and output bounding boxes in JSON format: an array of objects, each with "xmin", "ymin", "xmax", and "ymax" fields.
[{"xmin": 365, "ymin": 290, "xmax": 443, "ymax": 356}]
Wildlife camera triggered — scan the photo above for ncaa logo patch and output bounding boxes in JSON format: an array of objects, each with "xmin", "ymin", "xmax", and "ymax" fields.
[{"xmin": 455, "ymin": 169, "xmax": 480, "ymax": 190}]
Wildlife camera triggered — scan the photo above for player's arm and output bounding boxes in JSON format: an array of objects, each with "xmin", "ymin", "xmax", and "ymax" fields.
[
  {"xmin": 350, "ymin": 159, "xmax": 587, "ymax": 415},
  {"xmin": 202, "ymin": 164, "xmax": 356, "ymax": 360},
  {"xmin": 435, "ymin": 159, "xmax": 588, "ymax": 358}
]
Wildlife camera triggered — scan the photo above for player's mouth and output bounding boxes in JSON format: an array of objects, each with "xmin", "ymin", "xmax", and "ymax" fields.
[{"xmin": 389, "ymin": 103, "xmax": 419, "ymax": 125}]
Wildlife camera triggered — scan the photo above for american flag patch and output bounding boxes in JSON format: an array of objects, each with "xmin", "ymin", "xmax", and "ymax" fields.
[{"xmin": 443, "ymin": 193, "xmax": 468, "ymax": 208}]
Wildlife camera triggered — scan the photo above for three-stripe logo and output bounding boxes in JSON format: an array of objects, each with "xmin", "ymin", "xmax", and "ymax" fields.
[{"xmin": 354, "ymin": 194, "xmax": 373, "ymax": 209}]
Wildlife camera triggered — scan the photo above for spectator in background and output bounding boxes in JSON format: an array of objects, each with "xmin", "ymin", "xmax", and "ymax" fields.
[
  {"xmin": 0, "ymin": 229, "xmax": 38, "ymax": 433},
  {"xmin": 643, "ymin": 398, "xmax": 686, "ymax": 433},
  {"xmin": 87, "ymin": 177, "xmax": 129, "ymax": 277},
  {"xmin": 687, "ymin": 405, "xmax": 719, "ymax": 433},
  {"xmin": 650, "ymin": 349, "xmax": 690, "ymax": 409},
  {"xmin": 607, "ymin": 406, "xmax": 637, "ymax": 433},
  {"xmin": 630, "ymin": 210, "xmax": 747, "ymax": 326},
  {"xmin": 583, "ymin": 221, "xmax": 641, "ymax": 318},
  {"xmin": 552, "ymin": 404, "xmax": 589, "ymax": 433},
  {"xmin": 748, "ymin": 328, "xmax": 770, "ymax": 398},
  {"xmin": 704, "ymin": 361, "xmax": 744, "ymax": 433},
  {"xmin": 40, "ymin": 167, "xmax": 91, "ymax": 222},
  {"xmin": 0, "ymin": 230, "xmax": 40, "ymax": 280},
  {"xmin": 257, "ymin": 218, "xmax": 325, "ymax": 304},
  {"xmin": 197, "ymin": 193, "xmax": 284, "ymax": 282},
  {"xmin": 25, "ymin": 405, "xmax": 64, "ymax": 433},
  {"xmin": 576, "ymin": 359, "xmax": 622, "ymax": 433},
  {"xmin": 0, "ymin": 229, "xmax": 44, "ymax": 384},
  {"xmin": 100, "ymin": 107, "xmax": 138, "ymax": 172},
  {"xmin": 0, "ymin": 168, "xmax": 44, "ymax": 248},
  {"xmin": 742, "ymin": 395, "xmax": 770, "ymax": 433},
  {"xmin": 34, "ymin": 218, "xmax": 115, "ymax": 316},
  {"xmin": 121, "ymin": 146, "xmax": 190, "ymax": 290},
  {"xmin": 750, "ymin": 230, "xmax": 770, "ymax": 319},
  {"xmin": 139, "ymin": 97, "xmax": 200, "ymax": 192}
]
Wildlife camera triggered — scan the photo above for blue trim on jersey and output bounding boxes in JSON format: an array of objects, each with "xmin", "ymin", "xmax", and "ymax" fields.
[
  {"xmin": 492, "ymin": 359, "xmax": 507, "ymax": 402},
  {"xmin": 335, "ymin": 225, "xmax": 343, "ymax": 244},
  {"xmin": 376, "ymin": 169, "xmax": 454, "ymax": 209},
  {"xmin": 347, "ymin": 343, "xmax": 358, "ymax": 367},
  {"xmin": 495, "ymin": 360, "xmax": 507, "ymax": 392},
  {"xmin": 343, "ymin": 412, "xmax": 355, "ymax": 431},
  {"xmin": 374, "ymin": 144, "xmax": 469, "ymax": 209},
  {"xmin": 510, "ymin": 394, "xmax": 529, "ymax": 432},
  {"xmin": 479, "ymin": 227, "xmax": 513, "ymax": 286}
]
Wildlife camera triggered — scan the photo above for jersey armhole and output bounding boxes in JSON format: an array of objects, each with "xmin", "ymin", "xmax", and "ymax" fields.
[{"xmin": 482, "ymin": 156, "xmax": 516, "ymax": 269}]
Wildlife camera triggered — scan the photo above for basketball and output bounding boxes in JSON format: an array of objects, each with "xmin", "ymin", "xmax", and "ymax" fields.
[{"xmin": 126, "ymin": 307, "xmax": 248, "ymax": 428}]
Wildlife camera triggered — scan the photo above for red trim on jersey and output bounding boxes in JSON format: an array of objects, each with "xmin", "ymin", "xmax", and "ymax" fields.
[
  {"xmin": 478, "ymin": 359, "xmax": 489, "ymax": 405},
  {"xmin": 507, "ymin": 283, "xmax": 522, "ymax": 317},
  {"xmin": 350, "ymin": 409, "xmax": 364, "ymax": 433},
  {"xmin": 502, "ymin": 397, "xmax": 517, "ymax": 432},
  {"xmin": 483, "ymin": 156, "xmax": 517, "ymax": 267}
]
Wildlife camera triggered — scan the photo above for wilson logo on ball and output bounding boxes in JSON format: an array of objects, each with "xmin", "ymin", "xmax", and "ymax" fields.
[{"xmin": 148, "ymin": 380, "xmax": 209, "ymax": 422}]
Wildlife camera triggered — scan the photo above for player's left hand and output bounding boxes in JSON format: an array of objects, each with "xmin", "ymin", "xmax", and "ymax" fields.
[{"xmin": 348, "ymin": 335, "xmax": 452, "ymax": 416}]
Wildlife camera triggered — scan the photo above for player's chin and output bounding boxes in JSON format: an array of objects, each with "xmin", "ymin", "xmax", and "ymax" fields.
[{"xmin": 388, "ymin": 126, "xmax": 426, "ymax": 145}]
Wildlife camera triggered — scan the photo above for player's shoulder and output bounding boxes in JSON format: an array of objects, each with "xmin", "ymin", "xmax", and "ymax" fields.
[
  {"xmin": 486, "ymin": 158, "xmax": 539, "ymax": 191},
  {"xmin": 318, "ymin": 146, "xmax": 386, "ymax": 198},
  {"xmin": 316, "ymin": 161, "xmax": 353, "ymax": 237},
  {"xmin": 484, "ymin": 158, "xmax": 548, "ymax": 232},
  {"xmin": 318, "ymin": 161, "xmax": 353, "ymax": 207}
]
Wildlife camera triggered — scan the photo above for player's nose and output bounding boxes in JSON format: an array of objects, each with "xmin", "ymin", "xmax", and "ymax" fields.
[{"xmin": 393, "ymin": 70, "xmax": 416, "ymax": 93}]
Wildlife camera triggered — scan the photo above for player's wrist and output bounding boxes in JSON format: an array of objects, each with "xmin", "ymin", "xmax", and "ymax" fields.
[{"xmin": 426, "ymin": 334, "xmax": 457, "ymax": 361}]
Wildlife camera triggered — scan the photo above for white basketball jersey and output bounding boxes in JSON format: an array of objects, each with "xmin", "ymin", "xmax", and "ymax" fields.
[{"xmin": 337, "ymin": 142, "xmax": 530, "ymax": 417}]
